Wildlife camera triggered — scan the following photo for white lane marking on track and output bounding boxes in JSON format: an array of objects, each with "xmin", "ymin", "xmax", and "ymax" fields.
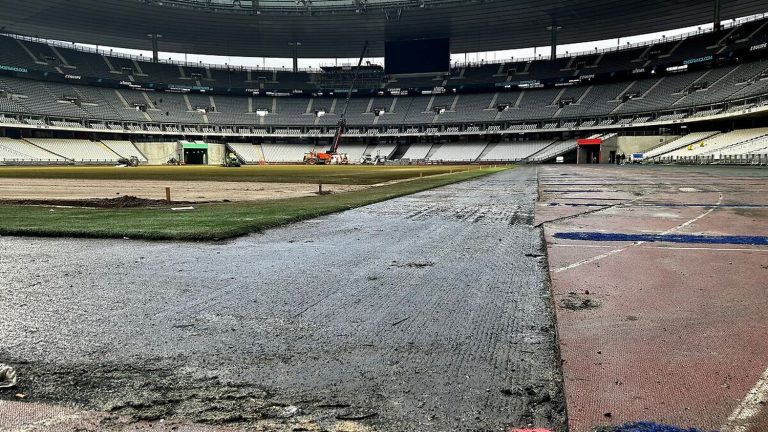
[
  {"xmin": 552, "ymin": 192, "xmax": 723, "ymax": 273},
  {"xmin": 651, "ymin": 246, "xmax": 768, "ymax": 252},
  {"xmin": 721, "ymin": 366, "xmax": 768, "ymax": 432}
]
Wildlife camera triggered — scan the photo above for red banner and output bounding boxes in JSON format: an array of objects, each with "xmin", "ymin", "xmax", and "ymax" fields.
[{"xmin": 577, "ymin": 138, "xmax": 602, "ymax": 145}]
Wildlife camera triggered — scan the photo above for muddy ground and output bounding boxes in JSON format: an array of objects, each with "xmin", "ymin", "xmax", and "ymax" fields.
[
  {"xmin": 0, "ymin": 195, "xmax": 190, "ymax": 208},
  {"xmin": 0, "ymin": 168, "xmax": 566, "ymax": 431},
  {"xmin": 0, "ymin": 178, "xmax": 367, "ymax": 203}
]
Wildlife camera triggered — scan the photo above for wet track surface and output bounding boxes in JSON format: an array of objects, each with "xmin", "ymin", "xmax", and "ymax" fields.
[
  {"xmin": 538, "ymin": 165, "xmax": 768, "ymax": 432},
  {"xmin": 0, "ymin": 167, "xmax": 566, "ymax": 431}
]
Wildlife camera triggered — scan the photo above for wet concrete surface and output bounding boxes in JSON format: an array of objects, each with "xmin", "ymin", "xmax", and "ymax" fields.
[
  {"xmin": 0, "ymin": 167, "xmax": 566, "ymax": 431},
  {"xmin": 538, "ymin": 165, "xmax": 768, "ymax": 432}
]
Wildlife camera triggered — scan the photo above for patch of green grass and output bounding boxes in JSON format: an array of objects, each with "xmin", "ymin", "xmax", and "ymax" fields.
[
  {"xmin": 0, "ymin": 168, "xmax": 507, "ymax": 241},
  {"xmin": 0, "ymin": 164, "xmax": 502, "ymax": 185}
]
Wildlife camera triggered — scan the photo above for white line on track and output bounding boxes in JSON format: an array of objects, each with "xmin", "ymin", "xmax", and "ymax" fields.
[
  {"xmin": 721, "ymin": 366, "xmax": 768, "ymax": 432},
  {"xmin": 552, "ymin": 193, "xmax": 723, "ymax": 273}
]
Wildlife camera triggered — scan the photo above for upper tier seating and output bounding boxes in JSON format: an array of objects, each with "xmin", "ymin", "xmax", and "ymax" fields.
[
  {"xmin": 2, "ymin": 16, "xmax": 768, "ymax": 130},
  {"xmin": 1, "ymin": 15, "xmax": 767, "ymax": 92},
  {"xmin": 2, "ymin": 56, "xmax": 765, "ymax": 128}
]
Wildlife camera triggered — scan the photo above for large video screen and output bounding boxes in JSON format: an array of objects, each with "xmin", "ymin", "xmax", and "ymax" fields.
[{"xmin": 385, "ymin": 38, "xmax": 450, "ymax": 75}]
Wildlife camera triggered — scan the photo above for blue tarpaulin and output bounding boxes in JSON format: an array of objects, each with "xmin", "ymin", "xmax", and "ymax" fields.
[{"xmin": 554, "ymin": 232, "xmax": 768, "ymax": 245}]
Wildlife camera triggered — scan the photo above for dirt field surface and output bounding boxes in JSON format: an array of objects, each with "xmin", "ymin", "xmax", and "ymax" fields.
[
  {"xmin": 0, "ymin": 168, "xmax": 565, "ymax": 432},
  {"xmin": 537, "ymin": 165, "xmax": 768, "ymax": 432},
  {"xmin": 0, "ymin": 165, "xmax": 484, "ymax": 185},
  {"xmin": 0, "ymin": 178, "xmax": 368, "ymax": 202}
]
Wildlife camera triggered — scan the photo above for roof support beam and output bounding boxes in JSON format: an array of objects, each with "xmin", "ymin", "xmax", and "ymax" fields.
[
  {"xmin": 547, "ymin": 25, "xmax": 562, "ymax": 60},
  {"xmin": 289, "ymin": 41, "xmax": 301, "ymax": 72},
  {"xmin": 713, "ymin": 0, "xmax": 721, "ymax": 31},
  {"xmin": 148, "ymin": 33, "xmax": 162, "ymax": 63}
]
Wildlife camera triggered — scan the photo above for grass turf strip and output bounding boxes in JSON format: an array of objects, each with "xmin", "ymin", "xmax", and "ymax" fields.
[
  {"xmin": 0, "ymin": 164, "xmax": 494, "ymax": 185},
  {"xmin": 0, "ymin": 168, "xmax": 505, "ymax": 241}
]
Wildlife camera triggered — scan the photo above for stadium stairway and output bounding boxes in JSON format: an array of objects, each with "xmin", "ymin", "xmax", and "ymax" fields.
[
  {"xmin": 475, "ymin": 142, "xmax": 498, "ymax": 161},
  {"xmin": 227, "ymin": 142, "xmax": 265, "ymax": 164},
  {"xmin": 527, "ymin": 139, "xmax": 579, "ymax": 162},
  {"xmin": 424, "ymin": 143, "xmax": 442, "ymax": 160},
  {"xmin": 389, "ymin": 143, "xmax": 409, "ymax": 160}
]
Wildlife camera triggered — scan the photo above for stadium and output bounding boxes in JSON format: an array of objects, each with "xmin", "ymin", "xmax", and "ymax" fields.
[{"xmin": 0, "ymin": 0, "xmax": 767, "ymax": 431}]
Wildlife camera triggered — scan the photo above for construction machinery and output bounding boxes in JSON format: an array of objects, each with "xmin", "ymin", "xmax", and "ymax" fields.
[
  {"xmin": 360, "ymin": 151, "xmax": 387, "ymax": 165},
  {"xmin": 117, "ymin": 155, "xmax": 140, "ymax": 167},
  {"xmin": 223, "ymin": 152, "xmax": 242, "ymax": 167},
  {"xmin": 303, "ymin": 151, "xmax": 348, "ymax": 165},
  {"xmin": 304, "ymin": 41, "xmax": 368, "ymax": 165}
]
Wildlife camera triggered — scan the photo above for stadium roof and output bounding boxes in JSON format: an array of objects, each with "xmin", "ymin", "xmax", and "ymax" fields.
[{"xmin": 0, "ymin": 0, "xmax": 765, "ymax": 58}]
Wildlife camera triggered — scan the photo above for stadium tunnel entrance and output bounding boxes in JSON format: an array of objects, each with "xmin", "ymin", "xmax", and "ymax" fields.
[
  {"xmin": 180, "ymin": 141, "xmax": 209, "ymax": 165},
  {"xmin": 184, "ymin": 149, "xmax": 207, "ymax": 164},
  {"xmin": 577, "ymin": 138, "xmax": 602, "ymax": 164}
]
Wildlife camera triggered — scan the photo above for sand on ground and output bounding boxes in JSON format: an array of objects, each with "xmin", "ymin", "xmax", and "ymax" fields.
[{"xmin": 0, "ymin": 178, "xmax": 369, "ymax": 202}]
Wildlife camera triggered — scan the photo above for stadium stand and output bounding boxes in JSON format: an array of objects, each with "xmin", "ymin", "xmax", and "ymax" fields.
[
  {"xmin": 101, "ymin": 140, "xmax": 148, "ymax": 162},
  {"xmin": 261, "ymin": 143, "xmax": 325, "ymax": 163},
  {"xmin": 23, "ymin": 138, "xmax": 122, "ymax": 163},
  {"xmin": 479, "ymin": 140, "xmax": 556, "ymax": 161},
  {"xmin": 400, "ymin": 143, "xmax": 434, "ymax": 160},
  {"xmin": 661, "ymin": 127, "xmax": 768, "ymax": 160},
  {"xmin": 226, "ymin": 143, "xmax": 265, "ymax": 164},
  {"xmin": 0, "ymin": 137, "xmax": 66, "ymax": 164},
  {"xmin": 0, "ymin": 15, "xmax": 768, "ymax": 165},
  {"xmin": 336, "ymin": 143, "xmax": 369, "ymax": 162},
  {"xmin": 1, "ymin": 54, "xmax": 764, "ymax": 129},
  {"xmin": 528, "ymin": 139, "xmax": 580, "ymax": 162},
  {"xmin": 365, "ymin": 143, "xmax": 398, "ymax": 160},
  {"xmin": 710, "ymin": 133, "xmax": 768, "ymax": 156},
  {"xmin": 427, "ymin": 142, "xmax": 487, "ymax": 162},
  {"xmin": 644, "ymin": 132, "xmax": 721, "ymax": 159}
]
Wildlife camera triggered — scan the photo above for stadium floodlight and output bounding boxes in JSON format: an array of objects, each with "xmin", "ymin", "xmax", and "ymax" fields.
[
  {"xmin": 255, "ymin": 109, "xmax": 269, "ymax": 116},
  {"xmin": 433, "ymin": 106, "xmax": 446, "ymax": 114},
  {"xmin": 374, "ymin": 108, "xmax": 386, "ymax": 116},
  {"xmin": 315, "ymin": 109, "xmax": 326, "ymax": 117}
]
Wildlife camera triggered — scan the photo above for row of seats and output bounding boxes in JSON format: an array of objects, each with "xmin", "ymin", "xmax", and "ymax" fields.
[
  {"xmin": 656, "ymin": 127, "xmax": 768, "ymax": 159},
  {"xmin": 0, "ymin": 138, "xmax": 146, "ymax": 164},
  {"xmin": 1, "ymin": 15, "xmax": 765, "ymax": 90},
  {"xmin": 2, "ymin": 57, "xmax": 768, "ymax": 129},
  {"xmin": 4, "ymin": 133, "xmax": 765, "ymax": 165},
  {"xmin": 222, "ymin": 141, "xmax": 563, "ymax": 163},
  {"xmin": 643, "ymin": 132, "xmax": 720, "ymax": 159}
]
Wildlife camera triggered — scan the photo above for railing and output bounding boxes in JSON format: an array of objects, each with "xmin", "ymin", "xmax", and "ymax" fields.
[
  {"xmin": 656, "ymin": 153, "xmax": 768, "ymax": 165},
  {"xmin": 148, "ymin": 0, "xmax": 502, "ymax": 14}
]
